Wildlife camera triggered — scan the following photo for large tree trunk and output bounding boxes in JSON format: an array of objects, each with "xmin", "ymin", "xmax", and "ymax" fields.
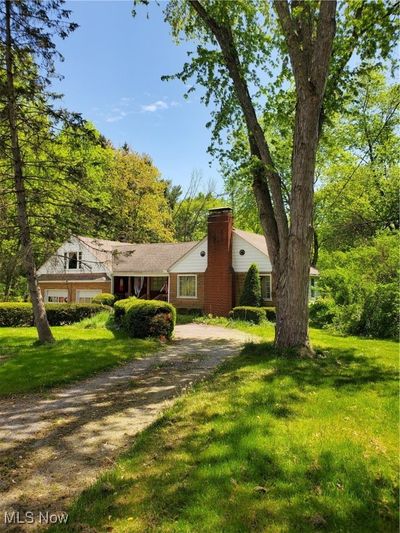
[
  {"xmin": 4, "ymin": 0, "xmax": 54, "ymax": 343},
  {"xmin": 274, "ymin": 93, "xmax": 321, "ymax": 352},
  {"xmin": 186, "ymin": 1, "xmax": 336, "ymax": 354}
]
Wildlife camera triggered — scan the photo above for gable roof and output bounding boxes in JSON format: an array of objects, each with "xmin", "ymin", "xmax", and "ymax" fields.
[
  {"xmin": 74, "ymin": 231, "xmax": 318, "ymax": 276},
  {"xmin": 112, "ymin": 242, "xmax": 198, "ymax": 273},
  {"xmin": 233, "ymin": 228, "xmax": 269, "ymax": 255},
  {"xmin": 233, "ymin": 228, "xmax": 319, "ymax": 275}
]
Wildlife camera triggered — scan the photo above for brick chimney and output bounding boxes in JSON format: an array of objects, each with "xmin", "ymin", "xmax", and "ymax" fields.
[{"xmin": 204, "ymin": 207, "xmax": 233, "ymax": 316}]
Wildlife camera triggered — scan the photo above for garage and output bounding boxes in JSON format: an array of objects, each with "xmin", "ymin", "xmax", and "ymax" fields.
[{"xmin": 76, "ymin": 289, "xmax": 102, "ymax": 303}]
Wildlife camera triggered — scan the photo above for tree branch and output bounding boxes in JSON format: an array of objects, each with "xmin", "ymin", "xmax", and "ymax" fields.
[{"xmin": 189, "ymin": 0, "xmax": 288, "ymax": 255}]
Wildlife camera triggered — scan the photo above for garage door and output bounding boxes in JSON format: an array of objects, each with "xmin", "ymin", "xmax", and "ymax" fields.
[
  {"xmin": 45, "ymin": 289, "xmax": 68, "ymax": 303},
  {"xmin": 76, "ymin": 289, "xmax": 101, "ymax": 303}
]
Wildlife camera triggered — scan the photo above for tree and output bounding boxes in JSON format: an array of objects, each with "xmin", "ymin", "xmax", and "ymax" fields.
[
  {"xmin": 223, "ymin": 68, "xmax": 399, "ymax": 253},
  {"xmin": 152, "ymin": 0, "xmax": 398, "ymax": 354},
  {"xmin": 172, "ymin": 170, "xmax": 222, "ymax": 241},
  {"xmin": 315, "ymin": 71, "xmax": 400, "ymax": 251},
  {"xmin": 240, "ymin": 263, "xmax": 262, "ymax": 307},
  {"xmin": 108, "ymin": 147, "xmax": 174, "ymax": 243},
  {"xmin": 0, "ymin": 0, "xmax": 81, "ymax": 342}
]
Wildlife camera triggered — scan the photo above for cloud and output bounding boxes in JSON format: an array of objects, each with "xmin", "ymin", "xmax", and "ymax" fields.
[
  {"xmin": 141, "ymin": 100, "xmax": 169, "ymax": 113},
  {"xmin": 105, "ymin": 110, "xmax": 127, "ymax": 123}
]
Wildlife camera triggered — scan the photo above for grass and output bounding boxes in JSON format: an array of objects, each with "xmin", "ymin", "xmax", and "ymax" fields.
[
  {"xmin": 52, "ymin": 322, "xmax": 399, "ymax": 533},
  {"xmin": 0, "ymin": 311, "xmax": 158, "ymax": 396}
]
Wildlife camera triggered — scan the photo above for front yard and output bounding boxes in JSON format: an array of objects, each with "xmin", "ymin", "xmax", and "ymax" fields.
[
  {"xmin": 0, "ymin": 312, "xmax": 158, "ymax": 396},
  {"xmin": 51, "ymin": 323, "xmax": 399, "ymax": 532}
]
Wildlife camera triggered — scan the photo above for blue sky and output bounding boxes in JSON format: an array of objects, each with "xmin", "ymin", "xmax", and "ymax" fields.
[{"xmin": 54, "ymin": 0, "xmax": 222, "ymax": 193}]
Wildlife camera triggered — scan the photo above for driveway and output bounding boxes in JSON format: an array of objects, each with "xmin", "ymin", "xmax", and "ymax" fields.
[{"xmin": 0, "ymin": 324, "xmax": 257, "ymax": 530}]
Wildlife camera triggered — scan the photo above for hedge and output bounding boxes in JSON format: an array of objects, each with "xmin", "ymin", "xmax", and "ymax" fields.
[
  {"xmin": 262, "ymin": 307, "xmax": 276, "ymax": 322},
  {"xmin": 230, "ymin": 306, "xmax": 265, "ymax": 324},
  {"xmin": 0, "ymin": 302, "xmax": 104, "ymax": 327},
  {"xmin": 92, "ymin": 292, "xmax": 116, "ymax": 307},
  {"xmin": 230, "ymin": 306, "xmax": 276, "ymax": 324},
  {"xmin": 115, "ymin": 298, "xmax": 176, "ymax": 339}
]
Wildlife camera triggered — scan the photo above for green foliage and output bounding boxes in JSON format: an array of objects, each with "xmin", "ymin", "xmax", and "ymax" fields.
[
  {"xmin": 230, "ymin": 306, "xmax": 265, "ymax": 324},
  {"xmin": 115, "ymin": 298, "xmax": 176, "ymax": 339},
  {"xmin": 92, "ymin": 293, "xmax": 116, "ymax": 307},
  {"xmin": 354, "ymin": 283, "xmax": 399, "ymax": 339},
  {"xmin": 230, "ymin": 306, "xmax": 275, "ymax": 323},
  {"xmin": 309, "ymin": 297, "xmax": 338, "ymax": 329},
  {"xmin": 315, "ymin": 72, "xmax": 399, "ymax": 251},
  {"xmin": 239, "ymin": 263, "xmax": 262, "ymax": 307},
  {"xmin": 0, "ymin": 302, "xmax": 33, "ymax": 327},
  {"xmin": 114, "ymin": 297, "xmax": 138, "ymax": 322},
  {"xmin": 0, "ymin": 302, "xmax": 103, "ymax": 327},
  {"xmin": 262, "ymin": 306, "xmax": 276, "ymax": 322},
  {"xmin": 172, "ymin": 170, "xmax": 223, "ymax": 241},
  {"xmin": 108, "ymin": 147, "xmax": 174, "ymax": 243},
  {"xmin": 314, "ymin": 233, "xmax": 399, "ymax": 338},
  {"xmin": 0, "ymin": 130, "xmax": 175, "ymax": 300}
]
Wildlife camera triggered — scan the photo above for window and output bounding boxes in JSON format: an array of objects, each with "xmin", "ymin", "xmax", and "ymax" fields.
[
  {"xmin": 177, "ymin": 275, "xmax": 197, "ymax": 298},
  {"xmin": 64, "ymin": 251, "xmax": 82, "ymax": 270},
  {"xmin": 76, "ymin": 289, "xmax": 101, "ymax": 303},
  {"xmin": 150, "ymin": 277, "xmax": 167, "ymax": 292},
  {"xmin": 309, "ymin": 277, "xmax": 318, "ymax": 300},
  {"xmin": 260, "ymin": 274, "xmax": 272, "ymax": 301},
  {"xmin": 45, "ymin": 289, "xmax": 68, "ymax": 303}
]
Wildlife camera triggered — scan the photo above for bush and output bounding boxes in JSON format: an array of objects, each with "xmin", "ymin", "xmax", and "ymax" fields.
[
  {"xmin": 92, "ymin": 292, "xmax": 116, "ymax": 307},
  {"xmin": 230, "ymin": 306, "xmax": 266, "ymax": 324},
  {"xmin": 357, "ymin": 283, "xmax": 399, "ymax": 339},
  {"xmin": 316, "ymin": 233, "xmax": 399, "ymax": 339},
  {"xmin": 114, "ymin": 298, "xmax": 176, "ymax": 339},
  {"xmin": 240, "ymin": 264, "xmax": 262, "ymax": 307},
  {"xmin": 262, "ymin": 307, "xmax": 276, "ymax": 322},
  {"xmin": 114, "ymin": 297, "xmax": 138, "ymax": 323},
  {"xmin": 45, "ymin": 304, "xmax": 104, "ymax": 326},
  {"xmin": 0, "ymin": 302, "xmax": 32, "ymax": 327},
  {"xmin": 309, "ymin": 297, "xmax": 337, "ymax": 328},
  {"xmin": 0, "ymin": 302, "xmax": 104, "ymax": 327}
]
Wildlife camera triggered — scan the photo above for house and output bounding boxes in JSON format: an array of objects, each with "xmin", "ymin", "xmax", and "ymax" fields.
[{"xmin": 37, "ymin": 207, "xmax": 318, "ymax": 315}]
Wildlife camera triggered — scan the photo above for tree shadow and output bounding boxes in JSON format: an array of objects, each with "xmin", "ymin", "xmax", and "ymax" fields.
[{"xmin": 50, "ymin": 339, "xmax": 398, "ymax": 532}]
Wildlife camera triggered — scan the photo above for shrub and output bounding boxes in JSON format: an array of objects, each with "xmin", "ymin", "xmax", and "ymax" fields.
[
  {"xmin": 0, "ymin": 302, "xmax": 103, "ymax": 327},
  {"xmin": 316, "ymin": 233, "xmax": 399, "ymax": 339},
  {"xmin": 309, "ymin": 297, "xmax": 337, "ymax": 328},
  {"xmin": 230, "ymin": 306, "xmax": 265, "ymax": 324},
  {"xmin": 358, "ymin": 283, "xmax": 399, "ymax": 339},
  {"xmin": 0, "ymin": 302, "xmax": 32, "ymax": 327},
  {"xmin": 115, "ymin": 298, "xmax": 176, "ymax": 339},
  {"xmin": 262, "ymin": 307, "xmax": 276, "ymax": 322},
  {"xmin": 45, "ymin": 304, "xmax": 104, "ymax": 326},
  {"xmin": 92, "ymin": 292, "xmax": 116, "ymax": 307},
  {"xmin": 114, "ymin": 297, "xmax": 138, "ymax": 324},
  {"xmin": 240, "ymin": 264, "xmax": 262, "ymax": 307}
]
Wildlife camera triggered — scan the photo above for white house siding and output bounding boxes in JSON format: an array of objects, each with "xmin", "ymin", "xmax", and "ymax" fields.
[
  {"xmin": 169, "ymin": 238, "xmax": 208, "ymax": 273},
  {"xmin": 37, "ymin": 236, "xmax": 109, "ymax": 275},
  {"xmin": 232, "ymin": 233, "xmax": 272, "ymax": 272}
]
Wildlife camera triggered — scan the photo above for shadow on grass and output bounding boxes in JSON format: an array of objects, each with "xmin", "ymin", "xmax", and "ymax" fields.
[
  {"xmin": 51, "ymin": 340, "xmax": 399, "ymax": 533},
  {"xmin": 242, "ymin": 341, "xmax": 398, "ymax": 392}
]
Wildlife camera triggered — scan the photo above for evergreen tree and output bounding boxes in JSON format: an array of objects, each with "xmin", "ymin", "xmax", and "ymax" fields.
[
  {"xmin": 240, "ymin": 264, "xmax": 262, "ymax": 307},
  {"xmin": 0, "ymin": 0, "xmax": 78, "ymax": 343}
]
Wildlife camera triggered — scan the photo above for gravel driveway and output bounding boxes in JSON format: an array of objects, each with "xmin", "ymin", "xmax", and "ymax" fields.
[{"xmin": 0, "ymin": 324, "xmax": 257, "ymax": 530}]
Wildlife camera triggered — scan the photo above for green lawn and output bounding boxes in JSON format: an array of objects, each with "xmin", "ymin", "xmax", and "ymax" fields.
[
  {"xmin": 0, "ymin": 312, "xmax": 158, "ymax": 396},
  {"xmin": 52, "ymin": 323, "xmax": 399, "ymax": 533}
]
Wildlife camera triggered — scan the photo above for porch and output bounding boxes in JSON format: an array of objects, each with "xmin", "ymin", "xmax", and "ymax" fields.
[{"xmin": 113, "ymin": 275, "xmax": 169, "ymax": 301}]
